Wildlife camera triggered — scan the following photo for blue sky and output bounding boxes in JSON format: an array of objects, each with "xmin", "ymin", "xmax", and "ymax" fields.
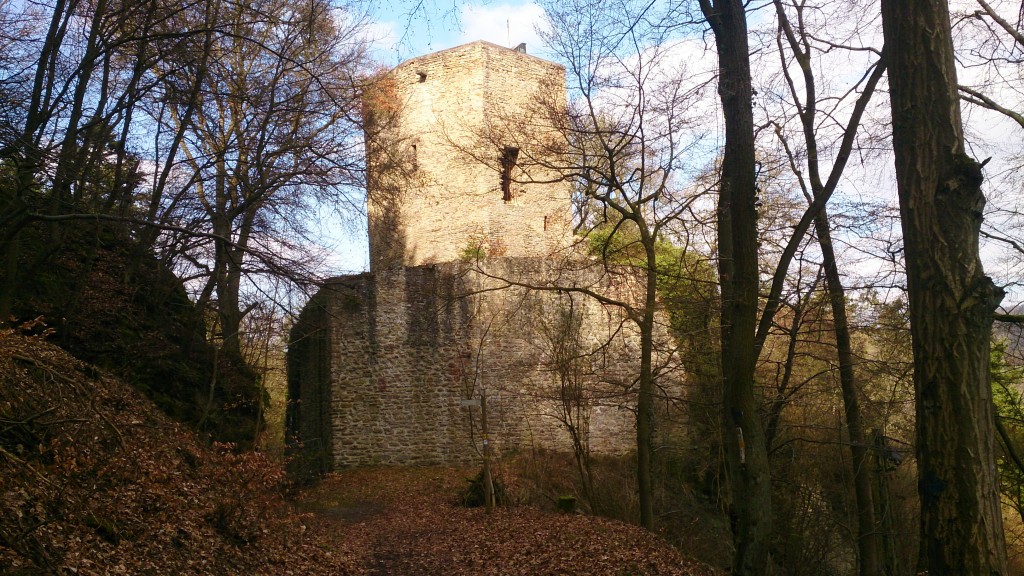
[
  {"xmin": 365, "ymin": 1, "xmax": 550, "ymax": 66},
  {"xmin": 326, "ymin": 1, "xmax": 552, "ymax": 273}
]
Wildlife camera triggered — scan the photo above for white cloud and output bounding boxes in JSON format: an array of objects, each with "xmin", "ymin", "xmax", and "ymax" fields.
[
  {"xmin": 365, "ymin": 20, "xmax": 399, "ymax": 48},
  {"xmin": 361, "ymin": 20, "xmax": 403, "ymax": 62},
  {"xmin": 458, "ymin": 2, "xmax": 548, "ymax": 53}
]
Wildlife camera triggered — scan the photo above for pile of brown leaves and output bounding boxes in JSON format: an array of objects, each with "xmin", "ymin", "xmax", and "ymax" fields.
[
  {"xmin": 0, "ymin": 331, "xmax": 356, "ymax": 575},
  {"xmin": 299, "ymin": 468, "xmax": 721, "ymax": 576}
]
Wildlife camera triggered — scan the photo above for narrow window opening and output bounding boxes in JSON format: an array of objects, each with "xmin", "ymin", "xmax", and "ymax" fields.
[
  {"xmin": 409, "ymin": 144, "xmax": 418, "ymax": 171},
  {"xmin": 500, "ymin": 146, "xmax": 520, "ymax": 202},
  {"xmin": 417, "ymin": 71, "xmax": 427, "ymax": 83},
  {"xmin": 543, "ymin": 215, "xmax": 549, "ymax": 231}
]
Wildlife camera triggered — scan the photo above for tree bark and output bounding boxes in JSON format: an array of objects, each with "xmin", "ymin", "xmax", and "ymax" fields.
[
  {"xmin": 880, "ymin": 1, "xmax": 1008, "ymax": 573},
  {"xmin": 699, "ymin": 0, "xmax": 772, "ymax": 572}
]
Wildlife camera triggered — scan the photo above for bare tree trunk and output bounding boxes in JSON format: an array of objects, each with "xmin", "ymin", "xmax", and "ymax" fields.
[
  {"xmin": 813, "ymin": 209, "xmax": 884, "ymax": 576},
  {"xmin": 698, "ymin": 0, "xmax": 772, "ymax": 572},
  {"xmin": 49, "ymin": 0, "xmax": 109, "ymax": 217},
  {"xmin": 880, "ymin": 1, "xmax": 1008, "ymax": 573},
  {"xmin": 637, "ymin": 288, "xmax": 656, "ymax": 530},
  {"xmin": 212, "ymin": 213, "xmax": 245, "ymax": 361}
]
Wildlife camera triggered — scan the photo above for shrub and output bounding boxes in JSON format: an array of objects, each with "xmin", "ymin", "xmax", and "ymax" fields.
[{"xmin": 460, "ymin": 468, "xmax": 508, "ymax": 507}]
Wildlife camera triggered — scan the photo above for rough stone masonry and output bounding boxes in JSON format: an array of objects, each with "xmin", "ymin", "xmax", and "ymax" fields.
[{"xmin": 286, "ymin": 41, "xmax": 684, "ymax": 476}]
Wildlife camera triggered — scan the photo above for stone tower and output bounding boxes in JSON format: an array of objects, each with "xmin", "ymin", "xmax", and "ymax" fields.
[
  {"xmin": 286, "ymin": 42, "xmax": 685, "ymax": 477},
  {"xmin": 365, "ymin": 41, "xmax": 572, "ymax": 270}
]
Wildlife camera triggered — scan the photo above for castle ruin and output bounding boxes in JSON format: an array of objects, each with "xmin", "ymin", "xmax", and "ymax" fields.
[{"xmin": 286, "ymin": 41, "xmax": 684, "ymax": 476}]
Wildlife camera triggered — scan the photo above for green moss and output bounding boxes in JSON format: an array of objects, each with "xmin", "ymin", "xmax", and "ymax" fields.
[{"xmin": 459, "ymin": 237, "xmax": 488, "ymax": 262}]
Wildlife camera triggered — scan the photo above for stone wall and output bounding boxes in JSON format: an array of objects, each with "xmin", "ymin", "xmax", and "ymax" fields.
[
  {"xmin": 287, "ymin": 257, "xmax": 685, "ymax": 469},
  {"xmin": 366, "ymin": 41, "xmax": 572, "ymax": 270}
]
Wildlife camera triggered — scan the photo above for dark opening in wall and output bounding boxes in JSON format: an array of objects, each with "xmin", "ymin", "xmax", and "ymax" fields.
[
  {"xmin": 500, "ymin": 146, "xmax": 519, "ymax": 202},
  {"xmin": 409, "ymin": 144, "xmax": 418, "ymax": 171},
  {"xmin": 417, "ymin": 71, "xmax": 427, "ymax": 83}
]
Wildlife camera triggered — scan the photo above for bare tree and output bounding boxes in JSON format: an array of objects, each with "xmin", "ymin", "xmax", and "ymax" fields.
[
  {"xmin": 520, "ymin": 0, "xmax": 719, "ymax": 529},
  {"xmin": 424, "ymin": 0, "xmax": 718, "ymax": 529},
  {"xmin": 537, "ymin": 293, "xmax": 598, "ymax": 504},
  {"xmin": 151, "ymin": 0, "xmax": 369, "ymax": 364},
  {"xmin": 766, "ymin": 1, "xmax": 888, "ymax": 572},
  {"xmin": 697, "ymin": 0, "xmax": 893, "ymax": 569},
  {"xmin": 0, "ymin": 0, "xmax": 207, "ymax": 319},
  {"xmin": 0, "ymin": 0, "xmax": 372, "ymax": 445},
  {"xmin": 695, "ymin": 0, "xmax": 775, "ymax": 570}
]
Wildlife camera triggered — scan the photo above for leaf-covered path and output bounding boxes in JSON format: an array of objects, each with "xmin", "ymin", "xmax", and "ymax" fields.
[{"xmin": 297, "ymin": 468, "xmax": 719, "ymax": 576}]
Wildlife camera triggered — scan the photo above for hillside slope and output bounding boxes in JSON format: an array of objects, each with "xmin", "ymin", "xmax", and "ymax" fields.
[{"xmin": 0, "ymin": 331, "xmax": 354, "ymax": 574}]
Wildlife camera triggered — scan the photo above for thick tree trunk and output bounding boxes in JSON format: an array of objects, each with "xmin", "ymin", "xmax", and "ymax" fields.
[
  {"xmin": 699, "ymin": 0, "xmax": 772, "ymax": 572},
  {"xmin": 880, "ymin": 1, "xmax": 1008, "ymax": 573},
  {"xmin": 636, "ymin": 237, "xmax": 658, "ymax": 530}
]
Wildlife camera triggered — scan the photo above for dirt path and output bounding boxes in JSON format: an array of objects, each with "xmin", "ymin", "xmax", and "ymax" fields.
[{"xmin": 296, "ymin": 467, "xmax": 718, "ymax": 576}]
